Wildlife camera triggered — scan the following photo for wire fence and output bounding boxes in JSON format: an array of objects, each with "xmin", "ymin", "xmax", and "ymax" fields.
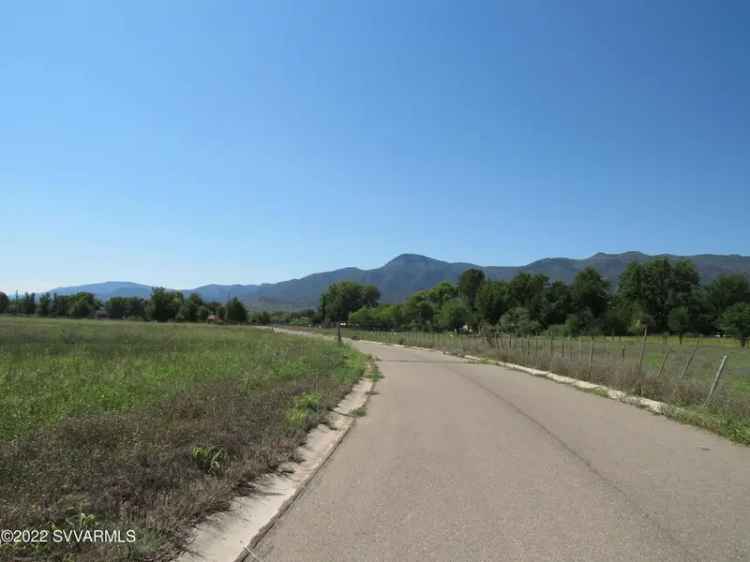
[{"xmin": 324, "ymin": 327, "xmax": 750, "ymax": 421}]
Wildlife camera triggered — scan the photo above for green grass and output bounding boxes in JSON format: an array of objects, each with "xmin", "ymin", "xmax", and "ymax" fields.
[{"xmin": 0, "ymin": 316, "xmax": 367, "ymax": 561}]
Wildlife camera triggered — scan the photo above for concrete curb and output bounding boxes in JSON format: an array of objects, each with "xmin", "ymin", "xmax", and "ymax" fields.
[
  {"xmin": 460, "ymin": 353, "xmax": 667, "ymax": 415},
  {"xmin": 360, "ymin": 337, "xmax": 671, "ymax": 417},
  {"xmin": 177, "ymin": 371, "xmax": 376, "ymax": 562}
]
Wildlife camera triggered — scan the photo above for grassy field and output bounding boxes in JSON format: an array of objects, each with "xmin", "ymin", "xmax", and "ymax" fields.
[
  {"xmin": 292, "ymin": 326, "xmax": 750, "ymax": 444},
  {"xmin": 0, "ymin": 317, "xmax": 367, "ymax": 562}
]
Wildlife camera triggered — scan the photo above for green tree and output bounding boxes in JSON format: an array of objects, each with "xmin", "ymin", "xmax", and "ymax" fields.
[
  {"xmin": 667, "ymin": 306, "xmax": 690, "ymax": 344},
  {"xmin": 225, "ymin": 298, "xmax": 248, "ymax": 323},
  {"xmin": 148, "ymin": 288, "xmax": 183, "ymax": 322},
  {"xmin": 604, "ymin": 297, "xmax": 634, "ymax": 336},
  {"xmin": 476, "ymin": 280, "xmax": 509, "ymax": 326},
  {"xmin": 175, "ymin": 293, "xmax": 205, "ymax": 323},
  {"xmin": 617, "ymin": 258, "xmax": 700, "ymax": 332},
  {"xmin": 439, "ymin": 298, "xmax": 471, "ymax": 332},
  {"xmin": 68, "ymin": 293, "xmax": 97, "ymax": 318},
  {"xmin": 707, "ymin": 274, "xmax": 750, "ymax": 317},
  {"xmin": 508, "ymin": 273, "xmax": 548, "ymax": 322},
  {"xmin": 424, "ymin": 282, "xmax": 458, "ymax": 308},
  {"xmin": 363, "ymin": 285, "xmax": 381, "ymax": 308},
  {"xmin": 571, "ymin": 267, "xmax": 610, "ymax": 319},
  {"xmin": 349, "ymin": 307, "xmax": 376, "ymax": 328},
  {"xmin": 403, "ymin": 292, "xmax": 435, "ymax": 329},
  {"xmin": 22, "ymin": 293, "xmax": 36, "ymax": 315},
  {"xmin": 377, "ymin": 304, "xmax": 404, "ymax": 330},
  {"xmin": 720, "ymin": 303, "xmax": 750, "ymax": 347},
  {"xmin": 125, "ymin": 297, "xmax": 147, "ymax": 320},
  {"xmin": 106, "ymin": 297, "xmax": 128, "ymax": 319},
  {"xmin": 51, "ymin": 293, "xmax": 69, "ymax": 317},
  {"xmin": 250, "ymin": 311, "xmax": 271, "ymax": 325},
  {"xmin": 319, "ymin": 282, "xmax": 380, "ymax": 323},
  {"xmin": 541, "ymin": 281, "xmax": 572, "ymax": 327},
  {"xmin": 500, "ymin": 307, "xmax": 540, "ymax": 336},
  {"xmin": 0, "ymin": 292, "xmax": 9, "ymax": 313},
  {"xmin": 36, "ymin": 293, "xmax": 51, "ymax": 317},
  {"xmin": 197, "ymin": 305, "xmax": 211, "ymax": 322},
  {"xmin": 458, "ymin": 269, "xmax": 486, "ymax": 309}
]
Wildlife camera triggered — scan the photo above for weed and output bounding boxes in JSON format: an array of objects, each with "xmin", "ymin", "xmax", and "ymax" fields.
[
  {"xmin": 191, "ymin": 446, "xmax": 228, "ymax": 475},
  {"xmin": 0, "ymin": 316, "xmax": 367, "ymax": 562}
]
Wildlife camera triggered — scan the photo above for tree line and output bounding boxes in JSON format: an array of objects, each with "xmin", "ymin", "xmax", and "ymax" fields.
[
  {"xmin": 0, "ymin": 288, "xmax": 274, "ymax": 325},
  {"xmin": 316, "ymin": 259, "xmax": 750, "ymax": 347}
]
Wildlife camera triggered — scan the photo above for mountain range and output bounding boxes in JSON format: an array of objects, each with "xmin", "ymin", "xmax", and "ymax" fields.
[{"xmin": 48, "ymin": 251, "xmax": 750, "ymax": 310}]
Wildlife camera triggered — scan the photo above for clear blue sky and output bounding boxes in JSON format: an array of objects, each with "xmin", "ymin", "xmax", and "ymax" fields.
[{"xmin": 2, "ymin": 1, "xmax": 749, "ymax": 293}]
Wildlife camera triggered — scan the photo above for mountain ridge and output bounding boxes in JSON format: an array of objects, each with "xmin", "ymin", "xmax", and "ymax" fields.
[{"xmin": 46, "ymin": 251, "xmax": 750, "ymax": 310}]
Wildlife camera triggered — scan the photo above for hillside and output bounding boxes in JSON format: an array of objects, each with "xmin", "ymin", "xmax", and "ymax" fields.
[{"xmin": 47, "ymin": 252, "xmax": 750, "ymax": 309}]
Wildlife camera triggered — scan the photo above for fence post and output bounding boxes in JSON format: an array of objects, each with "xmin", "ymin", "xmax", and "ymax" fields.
[
  {"xmin": 704, "ymin": 355, "xmax": 728, "ymax": 407},
  {"xmin": 588, "ymin": 339, "xmax": 594, "ymax": 376},
  {"xmin": 337, "ymin": 323, "xmax": 342, "ymax": 344},
  {"xmin": 637, "ymin": 326, "xmax": 648, "ymax": 375},
  {"xmin": 621, "ymin": 346, "xmax": 626, "ymax": 362},
  {"xmin": 680, "ymin": 346, "xmax": 699, "ymax": 379},
  {"xmin": 657, "ymin": 349, "xmax": 671, "ymax": 377}
]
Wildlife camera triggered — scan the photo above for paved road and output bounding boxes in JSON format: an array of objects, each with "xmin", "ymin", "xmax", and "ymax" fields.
[{"xmin": 256, "ymin": 340, "xmax": 750, "ymax": 561}]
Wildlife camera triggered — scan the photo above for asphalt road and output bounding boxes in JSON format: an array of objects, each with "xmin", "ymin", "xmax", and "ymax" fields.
[{"xmin": 256, "ymin": 340, "xmax": 750, "ymax": 561}]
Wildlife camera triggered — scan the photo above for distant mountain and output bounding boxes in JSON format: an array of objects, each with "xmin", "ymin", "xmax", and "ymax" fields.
[
  {"xmin": 47, "ymin": 281, "xmax": 260, "ymax": 304},
  {"xmin": 48, "ymin": 281, "xmax": 156, "ymax": 300},
  {"xmin": 47, "ymin": 252, "xmax": 750, "ymax": 310}
]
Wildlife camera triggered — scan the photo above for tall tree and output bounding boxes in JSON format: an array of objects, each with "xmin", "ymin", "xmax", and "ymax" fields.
[
  {"xmin": 0, "ymin": 292, "xmax": 9, "ymax": 314},
  {"xmin": 571, "ymin": 267, "xmax": 610, "ymax": 319},
  {"xmin": 106, "ymin": 297, "xmax": 128, "ymax": 319},
  {"xmin": 148, "ymin": 288, "xmax": 182, "ymax": 322},
  {"xmin": 508, "ymin": 273, "xmax": 548, "ymax": 321},
  {"xmin": 541, "ymin": 281, "xmax": 572, "ymax": 327},
  {"xmin": 37, "ymin": 293, "xmax": 51, "ymax": 317},
  {"xmin": 225, "ymin": 298, "xmax": 248, "ymax": 323},
  {"xmin": 617, "ymin": 258, "xmax": 700, "ymax": 332},
  {"xmin": 476, "ymin": 280, "xmax": 509, "ymax": 326},
  {"xmin": 403, "ymin": 292, "xmax": 435, "ymax": 328},
  {"xmin": 22, "ymin": 293, "xmax": 36, "ymax": 315},
  {"xmin": 319, "ymin": 282, "xmax": 380, "ymax": 323},
  {"xmin": 667, "ymin": 306, "xmax": 690, "ymax": 344},
  {"xmin": 424, "ymin": 282, "xmax": 458, "ymax": 308},
  {"xmin": 720, "ymin": 303, "xmax": 750, "ymax": 347},
  {"xmin": 458, "ymin": 269, "xmax": 485, "ymax": 309},
  {"xmin": 707, "ymin": 274, "xmax": 750, "ymax": 317},
  {"xmin": 439, "ymin": 298, "xmax": 471, "ymax": 332}
]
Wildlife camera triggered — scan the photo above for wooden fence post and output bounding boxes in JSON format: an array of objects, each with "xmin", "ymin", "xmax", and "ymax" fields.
[
  {"xmin": 337, "ymin": 323, "xmax": 342, "ymax": 344},
  {"xmin": 657, "ymin": 349, "xmax": 671, "ymax": 377},
  {"xmin": 637, "ymin": 326, "xmax": 648, "ymax": 375},
  {"xmin": 704, "ymin": 355, "xmax": 728, "ymax": 406},
  {"xmin": 588, "ymin": 339, "xmax": 594, "ymax": 376},
  {"xmin": 680, "ymin": 346, "xmax": 699, "ymax": 379}
]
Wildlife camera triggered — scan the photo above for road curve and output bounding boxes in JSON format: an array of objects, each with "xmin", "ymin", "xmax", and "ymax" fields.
[{"xmin": 256, "ymin": 340, "xmax": 750, "ymax": 562}]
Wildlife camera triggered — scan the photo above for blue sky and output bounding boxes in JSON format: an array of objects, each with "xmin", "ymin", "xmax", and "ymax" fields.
[{"xmin": 2, "ymin": 1, "xmax": 748, "ymax": 293}]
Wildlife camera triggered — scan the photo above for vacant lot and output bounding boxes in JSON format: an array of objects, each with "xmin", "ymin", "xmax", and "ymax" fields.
[{"xmin": 0, "ymin": 317, "xmax": 366, "ymax": 561}]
